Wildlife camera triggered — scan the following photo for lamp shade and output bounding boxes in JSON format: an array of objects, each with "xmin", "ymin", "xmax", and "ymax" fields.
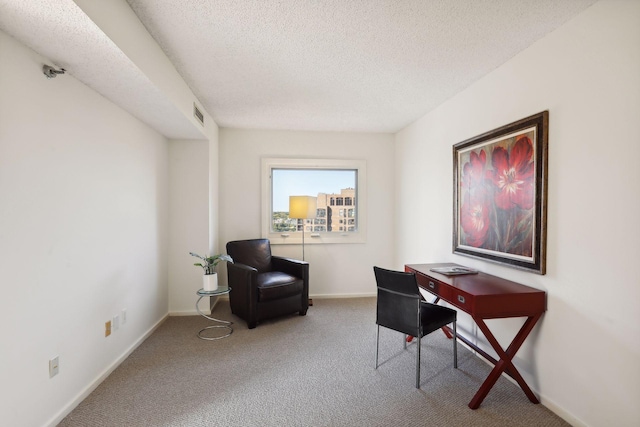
[{"xmin": 289, "ymin": 196, "xmax": 317, "ymax": 219}]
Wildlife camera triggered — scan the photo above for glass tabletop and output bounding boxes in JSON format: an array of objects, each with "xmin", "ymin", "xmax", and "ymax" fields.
[{"xmin": 197, "ymin": 286, "xmax": 231, "ymax": 297}]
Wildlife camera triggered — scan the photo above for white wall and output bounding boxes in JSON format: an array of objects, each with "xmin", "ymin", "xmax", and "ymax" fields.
[
  {"xmin": 395, "ymin": 1, "xmax": 639, "ymax": 426},
  {"xmin": 0, "ymin": 31, "xmax": 170, "ymax": 427},
  {"xmin": 73, "ymin": 0, "xmax": 222, "ymax": 317},
  {"xmin": 168, "ymin": 140, "xmax": 210, "ymax": 314},
  {"xmin": 219, "ymin": 129, "xmax": 394, "ymax": 297}
]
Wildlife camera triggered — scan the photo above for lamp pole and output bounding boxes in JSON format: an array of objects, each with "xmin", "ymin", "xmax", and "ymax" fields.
[{"xmin": 301, "ymin": 218, "xmax": 306, "ymax": 261}]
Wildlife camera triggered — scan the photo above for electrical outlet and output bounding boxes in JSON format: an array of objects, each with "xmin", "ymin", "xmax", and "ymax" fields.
[
  {"xmin": 49, "ymin": 356, "xmax": 59, "ymax": 378},
  {"xmin": 105, "ymin": 320, "xmax": 111, "ymax": 337},
  {"xmin": 113, "ymin": 314, "xmax": 120, "ymax": 331},
  {"xmin": 121, "ymin": 308, "xmax": 127, "ymax": 325}
]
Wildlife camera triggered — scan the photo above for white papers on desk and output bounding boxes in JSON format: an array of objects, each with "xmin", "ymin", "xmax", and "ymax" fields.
[{"xmin": 430, "ymin": 266, "xmax": 478, "ymax": 276}]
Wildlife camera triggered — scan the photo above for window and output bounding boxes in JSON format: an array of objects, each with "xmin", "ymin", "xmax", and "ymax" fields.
[{"xmin": 262, "ymin": 158, "xmax": 367, "ymax": 244}]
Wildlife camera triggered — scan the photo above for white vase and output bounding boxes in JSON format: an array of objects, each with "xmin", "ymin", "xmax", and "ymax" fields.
[{"xmin": 203, "ymin": 273, "xmax": 218, "ymax": 291}]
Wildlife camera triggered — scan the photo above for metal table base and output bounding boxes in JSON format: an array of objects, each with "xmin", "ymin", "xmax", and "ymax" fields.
[{"xmin": 196, "ymin": 288, "xmax": 233, "ymax": 340}]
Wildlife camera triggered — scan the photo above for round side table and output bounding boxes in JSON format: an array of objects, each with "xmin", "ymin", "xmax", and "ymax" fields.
[{"xmin": 196, "ymin": 287, "xmax": 232, "ymax": 340}]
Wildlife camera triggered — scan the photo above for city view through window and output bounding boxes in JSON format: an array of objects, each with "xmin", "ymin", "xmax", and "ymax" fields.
[{"xmin": 271, "ymin": 169, "xmax": 357, "ymax": 233}]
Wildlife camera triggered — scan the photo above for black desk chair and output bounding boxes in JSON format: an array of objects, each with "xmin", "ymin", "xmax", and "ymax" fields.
[{"xmin": 374, "ymin": 266, "xmax": 457, "ymax": 388}]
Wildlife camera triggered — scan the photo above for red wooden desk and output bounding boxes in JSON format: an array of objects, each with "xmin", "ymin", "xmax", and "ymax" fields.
[{"xmin": 405, "ymin": 263, "xmax": 546, "ymax": 409}]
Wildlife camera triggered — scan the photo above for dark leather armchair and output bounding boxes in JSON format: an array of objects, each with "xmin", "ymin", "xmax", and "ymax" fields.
[
  {"xmin": 374, "ymin": 266, "xmax": 457, "ymax": 388},
  {"xmin": 226, "ymin": 239, "xmax": 309, "ymax": 329}
]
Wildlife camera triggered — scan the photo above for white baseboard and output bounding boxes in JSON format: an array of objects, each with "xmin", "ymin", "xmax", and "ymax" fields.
[
  {"xmin": 170, "ymin": 294, "xmax": 225, "ymax": 316},
  {"xmin": 45, "ymin": 314, "xmax": 169, "ymax": 427},
  {"xmin": 454, "ymin": 332, "xmax": 586, "ymax": 427},
  {"xmin": 169, "ymin": 309, "xmax": 201, "ymax": 316},
  {"xmin": 310, "ymin": 292, "xmax": 376, "ymax": 299},
  {"xmin": 168, "ymin": 293, "xmax": 376, "ymax": 314},
  {"xmin": 539, "ymin": 394, "xmax": 588, "ymax": 427}
]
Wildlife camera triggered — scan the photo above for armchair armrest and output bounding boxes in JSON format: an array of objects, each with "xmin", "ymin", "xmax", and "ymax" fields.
[
  {"xmin": 228, "ymin": 261, "xmax": 258, "ymax": 277},
  {"xmin": 227, "ymin": 262, "xmax": 259, "ymax": 324},
  {"xmin": 272, "ymin": 256, "xmax": 309, "ymax": 313},
  {"xmin": 272, "ymin": 256, "xmax": 309, "ymax": 280}
]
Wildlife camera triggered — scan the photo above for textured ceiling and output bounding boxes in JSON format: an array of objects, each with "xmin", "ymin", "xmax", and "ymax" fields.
[
  {"xmin": 126, "ymin": 0, "xmax": 598, "ymax": 133},
  {"xmin": 1, "ymin": 0, "xmax": 598, "ymax": 137},
  {"xmin": 0, "ymin": 0, "xmax": 204, "ymax": 139}
]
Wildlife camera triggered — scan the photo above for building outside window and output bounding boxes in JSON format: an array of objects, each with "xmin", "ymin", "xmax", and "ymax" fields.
[{"xmin": 261, "ymin": 158, "xmax": 367, "ymax": 244}]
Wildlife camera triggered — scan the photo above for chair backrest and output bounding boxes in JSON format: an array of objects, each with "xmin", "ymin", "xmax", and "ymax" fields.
[
  {"xmin": 374, "ymin": 266, "xmax": 421, "ymax": 337},
  {"xmin": 226, "ymin": 239, "xmax": 272, "ymax": 273}
]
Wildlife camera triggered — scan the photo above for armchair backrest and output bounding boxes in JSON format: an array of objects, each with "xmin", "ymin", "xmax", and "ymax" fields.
[
  {"xmin": 226, "ymin": 239, "xmax": 273, "ymax": 273},
  {"xmin": 374, "ymin": 266, "xmax": 421, "ymax": 337}
]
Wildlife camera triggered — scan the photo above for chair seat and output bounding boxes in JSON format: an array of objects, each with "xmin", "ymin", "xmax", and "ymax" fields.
[
  {"xmin": 420, "ymin": 303, "xmax": 457, "ymax": 336},
  {"xmin": 257, "ymin": 272, "xmax": 303, "ymax": 302}
]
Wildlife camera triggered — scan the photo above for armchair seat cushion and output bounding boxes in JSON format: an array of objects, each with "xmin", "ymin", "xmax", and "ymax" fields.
[{"xmin": 257, "ymin": 272, "xmax": 304, "ymax": 302}]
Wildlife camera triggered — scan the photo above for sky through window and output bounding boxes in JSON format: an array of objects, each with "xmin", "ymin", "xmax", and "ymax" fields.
[{"xmin": 272, "ymin": 169, "xmax": 356, "ymax": 211}]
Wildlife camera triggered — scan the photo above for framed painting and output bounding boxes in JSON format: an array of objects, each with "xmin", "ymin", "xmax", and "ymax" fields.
[{"xmin": 453, "ymin": 111, "xmax": 548, "ymax": 274}]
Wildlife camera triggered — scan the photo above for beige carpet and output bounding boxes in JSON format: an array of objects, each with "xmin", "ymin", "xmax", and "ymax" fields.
[{"xmin": 59, "ymin": 298, "xmax": 569, "ymax": 427}]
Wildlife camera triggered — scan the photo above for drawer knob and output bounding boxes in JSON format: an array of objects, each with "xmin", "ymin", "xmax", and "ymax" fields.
[
  {"xmin": 457, "ymin": 295, "xmax": 465, "ymax": 304},
  {"xmin": 428, "ymin": 281, "xmax": 435, "ymax": 289}
]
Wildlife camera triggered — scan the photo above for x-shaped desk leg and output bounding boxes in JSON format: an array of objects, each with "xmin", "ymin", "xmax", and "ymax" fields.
[{"xmin": 468, "ymin": 313, "xmax": 542, "ymax": 409}]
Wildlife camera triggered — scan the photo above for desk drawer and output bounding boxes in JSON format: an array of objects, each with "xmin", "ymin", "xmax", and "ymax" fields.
[
  {"xmin": 417, "ymin": 276, "xmax": 451, "ymax": 300},
  {"xmin": 450, "ymin": 290, "xmax": 473, "ymax": 312}
]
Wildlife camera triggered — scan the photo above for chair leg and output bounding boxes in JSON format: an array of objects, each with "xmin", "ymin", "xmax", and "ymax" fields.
[
  {"xmin": 416, "ymin": 335, "xmax": 421, "ymax": 389},
  {"xmin": 453, "ymin": 321, "xmax": 458, "ymax": 369},
  {"xmin": 375, "ymin": 325, "xmax": 379, "ymax": 369},
  {"xmin": 404, "ymin": 334, "xmax": 407, "ymax": 350}
]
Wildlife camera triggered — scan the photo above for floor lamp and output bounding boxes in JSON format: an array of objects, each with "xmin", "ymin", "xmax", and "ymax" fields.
[
  {"xmin": 288, "ymin": 195, "xmax": 317, "ymax": 261},
  {"xmin": 289, "ymin": 195, "xmax": 317, "ymax": 306}
]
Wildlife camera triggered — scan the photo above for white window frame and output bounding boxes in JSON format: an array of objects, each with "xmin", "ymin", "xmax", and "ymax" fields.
[{"xmin": 261, "ymin": 158, "xmax": 367, "ymax": 245}]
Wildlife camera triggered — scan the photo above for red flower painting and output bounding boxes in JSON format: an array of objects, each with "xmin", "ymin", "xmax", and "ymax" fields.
[
  {"xmin": 489, "ymin": 136, "xmax": 535, "ymax": 211},
  {"xmin": 458, "ymin": 132, "xmax": 536, "ymax": 257},
  {"xmin": 460, "ymin": 191, "xmax": 490, "ymax": 247},
  {"xmin": 460, "ymin": 150, "xmax": 490, "ymax": 247}
]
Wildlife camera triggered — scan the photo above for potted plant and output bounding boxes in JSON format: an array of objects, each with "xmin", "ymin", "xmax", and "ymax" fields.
[{"xmin": 189, "ymin": 252, "xmax": 233, "ymax": 291}]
